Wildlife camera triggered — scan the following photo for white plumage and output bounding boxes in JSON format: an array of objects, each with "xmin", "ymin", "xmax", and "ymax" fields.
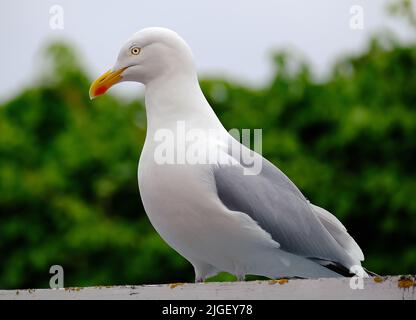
[{"xmin": 90, "ymin": 27, "xmax": 367, "ymax": 281}]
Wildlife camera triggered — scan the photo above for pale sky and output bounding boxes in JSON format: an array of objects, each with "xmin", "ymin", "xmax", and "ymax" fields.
[{"xmin": 0, "ymin": 0, "xmax": 414, "ymax": 101}]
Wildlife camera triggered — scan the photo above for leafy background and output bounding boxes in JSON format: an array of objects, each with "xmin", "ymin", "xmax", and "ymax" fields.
[{"xmin": 0, "ymin": 2, "xmax": 415, "ymax": 288}]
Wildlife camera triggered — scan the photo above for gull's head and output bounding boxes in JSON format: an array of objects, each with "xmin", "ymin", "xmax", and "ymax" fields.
[{"xmin": 89, "ymin": 27, "xmax": 195, "ymax": 99}]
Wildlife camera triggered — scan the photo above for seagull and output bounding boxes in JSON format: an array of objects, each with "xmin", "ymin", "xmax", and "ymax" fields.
[{"xmin": 89, "ymin": 27, "xmax": 367, "ymax": 281}]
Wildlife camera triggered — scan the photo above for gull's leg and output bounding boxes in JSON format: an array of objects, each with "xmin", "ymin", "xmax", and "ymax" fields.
[
  {"xmin": 192, "ymin": 260, "xmax": 218, "ymax": 283},
  {"xmin": 236, "ymin": 274, "xmax": 246, "ymax": 281}
]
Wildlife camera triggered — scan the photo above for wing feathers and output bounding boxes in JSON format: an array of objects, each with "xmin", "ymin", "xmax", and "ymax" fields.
[{"xmin": 311, "ymin": 204, "xmax": 364, "ymax": 262}]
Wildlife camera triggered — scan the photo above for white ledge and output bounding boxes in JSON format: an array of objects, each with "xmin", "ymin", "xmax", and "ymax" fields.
[{"xmin": 1, "ymin": 276, "xmax": 414, "ymax": 300}]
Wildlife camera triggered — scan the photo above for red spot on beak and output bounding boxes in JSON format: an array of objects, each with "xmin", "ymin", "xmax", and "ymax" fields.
[{"xmin": 95, "ymin": 86, "xmax": 108, "ymax": 96}]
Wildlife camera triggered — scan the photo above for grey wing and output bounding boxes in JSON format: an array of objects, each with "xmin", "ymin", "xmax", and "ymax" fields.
[{"xmin": 213, "ymin": 153, "xmax": 360, "ymax": 269}]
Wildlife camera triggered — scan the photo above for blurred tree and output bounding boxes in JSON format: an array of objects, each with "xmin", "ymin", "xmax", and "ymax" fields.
[
  {"xmin": 1, "ymin": 11, "xmax": 415, "ymax": 288},
  {"xmin": 0, "ymin": 43, "xmax": 192, "ymax": 288}
]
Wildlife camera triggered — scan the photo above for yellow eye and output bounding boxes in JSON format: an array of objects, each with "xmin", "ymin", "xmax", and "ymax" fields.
[{"xmin": 131, "ymin": 47, "xmax": 141, "ymax": 55}]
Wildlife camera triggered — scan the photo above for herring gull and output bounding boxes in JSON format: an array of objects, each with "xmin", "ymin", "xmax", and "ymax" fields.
[{"xmin": 89, "ymin": 27, "xmax": 366, "ymax": 281}]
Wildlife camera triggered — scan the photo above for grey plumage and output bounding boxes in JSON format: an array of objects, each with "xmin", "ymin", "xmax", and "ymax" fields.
[{"xmin": 213, "ymin": 139, "xmax": 363, "ymax": 275}]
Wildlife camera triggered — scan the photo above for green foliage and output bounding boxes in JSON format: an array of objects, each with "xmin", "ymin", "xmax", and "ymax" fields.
[
  {"xmin": 0, "ymin": 43, "xmax": 191, "ymax": 288},
  {"xmin": 1, "ymin": 30, "xmax": 416, "ymax": 288}
]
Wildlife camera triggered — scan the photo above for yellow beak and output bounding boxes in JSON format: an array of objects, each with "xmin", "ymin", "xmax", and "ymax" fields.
[{"xmin": 89, "ymin": 67, "xmax": 127, "ymax": 99}]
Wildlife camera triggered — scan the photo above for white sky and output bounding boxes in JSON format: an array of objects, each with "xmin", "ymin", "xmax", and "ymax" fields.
[{"xmin": 0, "ymin": 0, "xmax": 415, "ymax": 101}]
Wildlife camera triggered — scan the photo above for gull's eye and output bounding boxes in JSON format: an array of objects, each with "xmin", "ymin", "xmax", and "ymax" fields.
[{"xmin": 131, "ymin": 47, "xmax": 141, "ymax": 55}]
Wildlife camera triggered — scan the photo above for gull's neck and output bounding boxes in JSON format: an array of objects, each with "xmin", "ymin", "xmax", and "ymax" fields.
[{"xmin": 144, "ymin": 72, "xmax": 223, "ymax": 134}]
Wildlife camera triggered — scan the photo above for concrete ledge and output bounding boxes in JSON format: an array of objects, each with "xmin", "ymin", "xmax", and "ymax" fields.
[{"xmin": 1, "ymin": 276, "xmax": 414, "ymax": 300}]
